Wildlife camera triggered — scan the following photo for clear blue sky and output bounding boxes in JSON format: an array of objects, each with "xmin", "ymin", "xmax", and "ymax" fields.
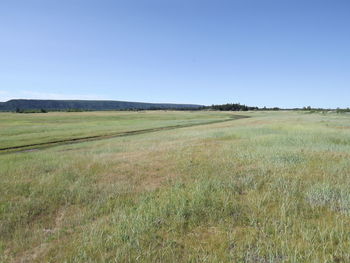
[{"xmin": 1, "ymin": 0, "xmax": 349, "ymax": 108}]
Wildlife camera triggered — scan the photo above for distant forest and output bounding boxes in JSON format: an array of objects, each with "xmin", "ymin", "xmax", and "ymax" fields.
[
  {"xmin": 206, "ymin": 103, "xmax": 260, "ymax": 111},
  {"xmin": 205, "ymin": 103, "xmax": 350, "ymax": 112},
  {"xmin": 0, "ymin": 99, "xmax": 349, "ymax": 113},
  {"xmin": 0, "ymin": 99, "xmax": 203, "ymax": 112}
]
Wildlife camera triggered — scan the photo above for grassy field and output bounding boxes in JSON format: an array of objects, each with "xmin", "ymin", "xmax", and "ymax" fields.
[
  {"xmin": 0, "ymin": 111, "xmax": 236, "ymax": 150},
  {"xmin": 1, "ymin": 110, "xmax": 350, "ymax": 262}
]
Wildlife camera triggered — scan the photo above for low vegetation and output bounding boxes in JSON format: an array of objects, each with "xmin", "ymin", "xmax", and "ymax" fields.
[
  {"xmin": 1, "ymin": 111, "xmax": 350, "ymax": 262},
  {"xmin": 0, "ymin": 111, "xmax": 234, "ymax": 150}
]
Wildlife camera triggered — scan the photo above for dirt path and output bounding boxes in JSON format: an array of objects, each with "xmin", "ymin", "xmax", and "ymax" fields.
[{"xmin": 0, "ymin": 115, "xmax": 249, "ymax": 154}]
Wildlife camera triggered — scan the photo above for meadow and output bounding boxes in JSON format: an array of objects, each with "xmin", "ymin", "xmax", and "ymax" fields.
[
  {"xmin": 1, "ymin": 110, "xmax": 350, "ymax": 262},
  {"xmin": 0, "ymin": 111, "xmax": 236, "ymax": 150}
]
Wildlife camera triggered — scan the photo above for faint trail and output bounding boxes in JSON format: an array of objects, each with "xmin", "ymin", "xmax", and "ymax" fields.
[{"xmin": 0, "ymin": 115, "xmax": 249, "ymax": 154}]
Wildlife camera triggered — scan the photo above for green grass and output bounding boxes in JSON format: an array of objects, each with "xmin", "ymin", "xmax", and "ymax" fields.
[
  {"xmin": 1, "ymin": 110, "xmax": 350, "ymax": 262},
  {"xmin": 0, "ymin": 111, "xmax": 234, "ymax": 149}
]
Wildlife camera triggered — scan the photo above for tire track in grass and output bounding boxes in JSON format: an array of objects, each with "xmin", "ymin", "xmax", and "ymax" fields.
[{"xmin": 0, "ymin": 115, "xmax": 250, "ymax": 154}]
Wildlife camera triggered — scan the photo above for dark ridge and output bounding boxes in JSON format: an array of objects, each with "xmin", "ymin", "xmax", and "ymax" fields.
[{"xmin": 0, "ymin": 99, "xmax": 204, "ymax": 112}]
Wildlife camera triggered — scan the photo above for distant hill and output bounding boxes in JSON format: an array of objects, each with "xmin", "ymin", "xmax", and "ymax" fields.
[{"xmin": 0, "ymin": 99, "xmax": 204, "ymax": 112}]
